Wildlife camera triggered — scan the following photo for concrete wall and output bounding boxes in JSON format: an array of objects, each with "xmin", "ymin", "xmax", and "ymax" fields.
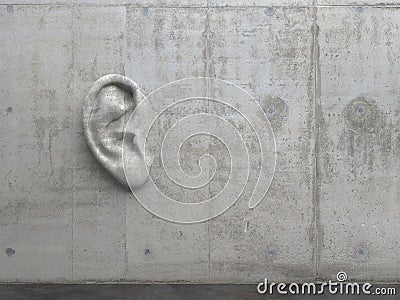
[{"xmin": 0, "ymin": 0, "xmax": 399, "ymax": 283}]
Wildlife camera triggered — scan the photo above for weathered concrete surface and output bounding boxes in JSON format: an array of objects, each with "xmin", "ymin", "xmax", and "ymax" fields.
[
  {"xmin": 124, "ymin": 8, "xmax": 210, "ymax": 283},
  {"xmin": 72, "ymin": 6, "xmax": 129, "ymax": 281},
  {"xmin": 205, "ymin": 7, "xmax": 315, "ymax": 283},
  {"xmin": 317, "ymin": 1, "xmax": 400, "ymax": 5},
  {"xmin": 0, "ymin": 1, "xmax": 399, "ymax": 283},
  {"xmin": 0, "ymin": 5, "xmax": 74, "ymax": 281},
  {"xmin": 208, "ymin": 0, "xmax": 311, "ymax": 6},
  {"xmin": 316, "ymin": 7, "xmax": 400, "ymax": 281}
]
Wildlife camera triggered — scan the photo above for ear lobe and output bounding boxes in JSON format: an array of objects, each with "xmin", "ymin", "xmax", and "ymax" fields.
[{"xmin": 83, "ymin": 74, "xmax": 147, "ymax": 188}]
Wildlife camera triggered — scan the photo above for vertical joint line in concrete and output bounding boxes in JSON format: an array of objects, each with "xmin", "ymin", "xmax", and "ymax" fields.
[
  {"xmin": 311, "ymin": 6, "xmax": 320, "ymax": 278},
  {"xmin": 204, "ymin": 6, "xmax": 212, "ymax": 283},
  {"xmin": 123, "ymin": 5, "xmax": 128, "ymax": 279},
  {"xmin": 204, "ymin": 8, "xmax": 211, "ymax": 78},
  {"xmin": 71, "ymin": 3, "xmax": 76, "ymax": 281}
]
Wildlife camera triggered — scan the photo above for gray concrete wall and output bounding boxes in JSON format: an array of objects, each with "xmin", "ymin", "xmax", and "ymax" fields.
[{"xmin": 0, "ymin": 0, "xmax": 399, "ymax": 283}]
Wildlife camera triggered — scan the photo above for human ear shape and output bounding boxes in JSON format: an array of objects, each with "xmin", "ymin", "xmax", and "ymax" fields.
[{"xmin": 82, "ymin": 74, "xmax": 148, "ymax": 188}]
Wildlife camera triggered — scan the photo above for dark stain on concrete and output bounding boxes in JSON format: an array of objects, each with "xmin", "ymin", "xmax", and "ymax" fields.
[
  {"xmin": 258, "ymin": 96, "xmax": 288, "ymax": 134},
  {"xmin": 144, "ymin": 248, "xmax": 151, "ymax": 257},
  {"xmin": 5, "ymin": 248, "xmax": 15, "ymax": 257},
  {"xmin": 264, "ymin": 8, "xmax": 275, "ymax": 17},
  {"xmin": 340, "ymin": 95, "xmax": 393, "ymax": 175}
]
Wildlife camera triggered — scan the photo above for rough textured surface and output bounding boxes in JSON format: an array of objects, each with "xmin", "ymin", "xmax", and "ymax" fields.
[
  {"xmin": 317, "ymin": 6, "xmax": 400, "ymax": 282},
  {"xmin": 1, "ymin": 1, "xmax": 400, "ymax": 283},
  {"xmin": 0, "ymin": 5, "xmax": 74, "ymax": 281},
  {"xmin": 205, "ymin": 7, "xmax": 315, "ymax": 283}
]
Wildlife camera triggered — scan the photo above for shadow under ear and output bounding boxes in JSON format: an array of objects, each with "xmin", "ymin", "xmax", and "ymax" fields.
[{"xmin": 82, "ymin": 74, "xmax": 146, "ymax": 188}]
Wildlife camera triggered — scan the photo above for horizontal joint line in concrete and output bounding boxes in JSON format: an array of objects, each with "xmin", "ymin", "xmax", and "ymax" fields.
[{"xmin": 2, "ymin": 3, "xmax": 400, "ymax": 8}]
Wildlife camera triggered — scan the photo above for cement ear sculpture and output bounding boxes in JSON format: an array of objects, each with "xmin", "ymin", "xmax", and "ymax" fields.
[
  {"xmin": 82, "ymin": 74, "xmax": 149, "ymax": 189},
  {"xmin": 83, "ymin": 76, "xmax": 275, "ymax": 223}
]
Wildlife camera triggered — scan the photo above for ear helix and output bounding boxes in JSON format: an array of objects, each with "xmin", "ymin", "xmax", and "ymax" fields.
[{"xmin": 82, "ymin": 74, "xmax": 144, "ymax": 187}]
